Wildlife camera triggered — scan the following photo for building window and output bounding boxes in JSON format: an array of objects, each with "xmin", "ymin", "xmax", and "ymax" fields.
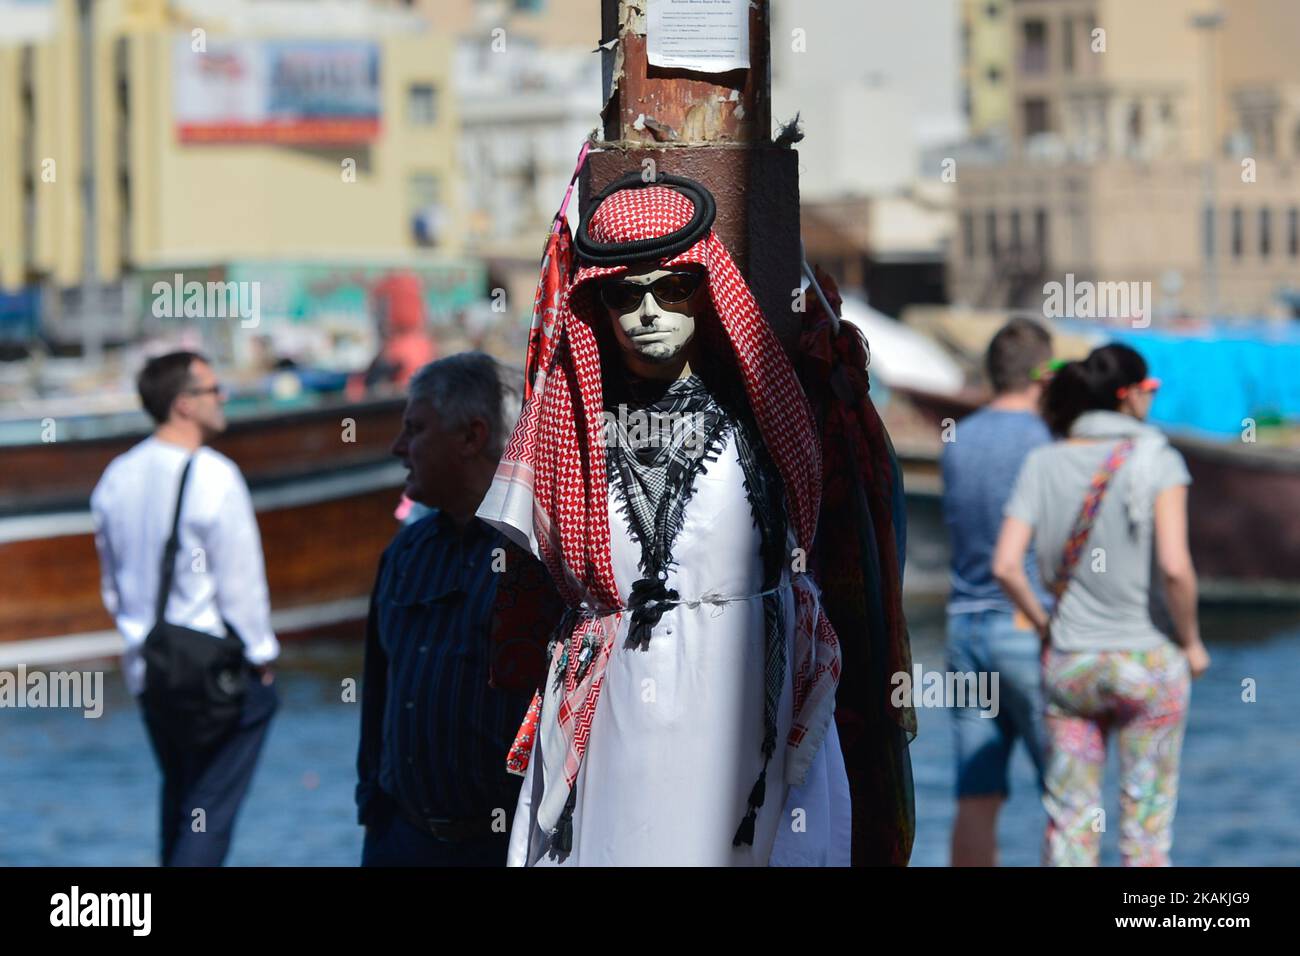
[
  {"xmin": 962, "ymin": 211, "xmax": 976, "ymax": 260},
  {"xmin": 1203, "ymin": 205, "xmax": 1216, "ymax": 260},
  {"xmin": 1021, "ymin": 20, "xmax": 1048, "ymax": 74},
  {"xmin": 1260, "ymin": 208, "xmax": 1272, "ymax": 258},
  {"xmin": 986, "ymin": 2, "xmax": 1000, "ymax": 19},
  {"xmin": 1063, "ymin": 17, "xmax": 1075, "ymax": 74},
  {"xmin": 1128, "ymin": 102, "xmax": 1144, "ymax": 154},
  {"xmin": 407, "ymin": 84, "xmax": 437, "ymax": 126},
  {"xmin": 1034, "ymin": 208, "xmax": 1049, "ymax": 261},
  {"xmin": 1289, "ymin": 207, "xmax": 1299, "ymax": 257},
  {"xmin": 409, "ymin": 172, "xmax": 442, "ymax": 246},
  {"xmin": 1231, "ymin": 207, "xmax": 1243, "ymax": 259},
  {"xmin": 987, "ymin": 65, "xmax": 1002, "ymax": 84},
  {"xmin": 409, "ymin": 173, "xmax": 439, "ymax": 208},
  {"xmin": 1023, "ymin": 97, "xmax": 1051, "ymax": 136},
  {"xmin": 986, "ymin": 210, "xmax": 999, "ymax": 258},
  {"xmin": 114, "ymin": 37, "xmax": 130, "ymax": 117},
  {"xmin": 1009, "ymin": 209, "xmax": 1022, "ymax": 252}
]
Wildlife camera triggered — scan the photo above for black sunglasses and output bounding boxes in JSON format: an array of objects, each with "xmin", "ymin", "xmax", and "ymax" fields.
[{"xmin": 598, "ymin": 271, "xmax": 705, "ymax": 312}]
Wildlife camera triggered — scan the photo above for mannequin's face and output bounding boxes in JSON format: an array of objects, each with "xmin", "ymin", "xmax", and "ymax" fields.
[{"xmin": 600, "ymin": 264, "xmax": 706, "ymax": 374}]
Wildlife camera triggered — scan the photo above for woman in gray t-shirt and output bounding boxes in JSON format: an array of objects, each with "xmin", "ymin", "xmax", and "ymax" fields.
[{"xmin": 992, "ymin": 344, "xmax": 1210, "ymax": 867}]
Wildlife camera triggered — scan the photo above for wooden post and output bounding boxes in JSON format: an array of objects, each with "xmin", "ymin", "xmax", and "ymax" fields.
[{"xmin": 585, "ymin": 0, "xmax": 801, "ymax": 348}]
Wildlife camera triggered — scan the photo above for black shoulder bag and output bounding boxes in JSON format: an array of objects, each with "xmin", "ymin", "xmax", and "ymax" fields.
[{"xmin": 141, "ymin": 456, "xmax": 248, "ymax": 750}]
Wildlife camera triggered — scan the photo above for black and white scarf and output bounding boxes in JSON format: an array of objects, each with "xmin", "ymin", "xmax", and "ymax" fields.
[
  {"xmin": 605, "ymin": 374, "xmax": 730, "ymax": 586},
  {"xmin": 604, "ymin": 369, "xmax": 788, "ymax": 843}
]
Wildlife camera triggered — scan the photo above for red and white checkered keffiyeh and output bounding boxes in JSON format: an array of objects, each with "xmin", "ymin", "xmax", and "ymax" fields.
[{"xmin": 477, "ymin": 184, "xmax": 842, "ymax": 835}]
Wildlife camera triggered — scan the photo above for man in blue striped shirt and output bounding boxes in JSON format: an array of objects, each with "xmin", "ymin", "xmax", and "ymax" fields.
[{"xmin": 357, "ymin": 353, "xmax": 535, "ymax": 866}]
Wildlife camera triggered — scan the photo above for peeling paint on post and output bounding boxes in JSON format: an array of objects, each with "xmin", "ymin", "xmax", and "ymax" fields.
[
  {"xmin": 603, "ymin": 0, "xmax": 770, "ymax": 145},
  {"xmin": 590, "ymin": 0, "xmax": 800, "ymax": 350}
]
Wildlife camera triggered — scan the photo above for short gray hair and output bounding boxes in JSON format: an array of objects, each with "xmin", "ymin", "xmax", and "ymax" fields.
[{"xmin": 407, "ymin": 352, "xmax": 521, "ymax": 460}]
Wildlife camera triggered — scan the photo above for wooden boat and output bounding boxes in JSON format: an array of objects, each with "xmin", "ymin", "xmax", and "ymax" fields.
[
  {"xmin": 890, "ymin": 384, "xmax": 1300, "ymax": 602},
  {"xmin": 1, "ymin": 394, "xmax": 406, "ymax": 513},
  {"xmin": 0, "ymin": 394, "xmax": 409, "ymax": 664}
]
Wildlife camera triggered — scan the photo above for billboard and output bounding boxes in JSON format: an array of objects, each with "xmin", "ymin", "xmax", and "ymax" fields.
[
  {"xmin": 173, "ymin": 38, "xmax": 381, "ymax": 144},
  {"xmin": 135, "ymin": 261, "xmax": 484, "ymax": 329}
]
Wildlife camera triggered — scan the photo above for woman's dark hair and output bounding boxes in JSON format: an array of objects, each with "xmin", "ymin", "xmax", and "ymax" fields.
[{"xmin": 1041, "ymin": 343, "xmax": 1147, "ymax": 436}]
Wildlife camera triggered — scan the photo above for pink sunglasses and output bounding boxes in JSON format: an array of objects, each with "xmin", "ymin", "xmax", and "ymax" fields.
[{"xmin": 1116, "ymin": 377, "xmax": 1161, "ymax": 399}]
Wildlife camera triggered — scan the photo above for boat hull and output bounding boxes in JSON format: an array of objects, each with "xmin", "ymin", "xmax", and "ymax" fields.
[
  {"xmin": 0, "ymin": 395, "xmax": 407, "ymax": 515},
  {"xmin": 892, "ymin": 385, "xmax": 1300, "ymax": 601},
  {"xmin": 0, "ymin": 394, "xmax": 410, "ymax": 658},
  {"xmin": 0, "ymin": 463, "xmax": 405, "ymax": 648}
]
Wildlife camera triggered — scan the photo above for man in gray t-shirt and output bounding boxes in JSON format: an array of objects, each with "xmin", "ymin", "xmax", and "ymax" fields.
[{"xmin": 1004, "ymin": 409, "xmax": 1192, "ymax": 653}]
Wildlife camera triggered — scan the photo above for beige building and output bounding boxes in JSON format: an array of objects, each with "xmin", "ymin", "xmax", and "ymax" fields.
[
  {"xmin": 949, "ymin": 0, "xmax": 1300, "ymax": 319},
  {"xmin": 959, "ymin": 0, "xmax": 1014, "ymax": 137},
  {"xmin": 0, "ymin": 0, "xmax": 469, "ymax": 352},
  {"xmin": 409, "ymin": 0, "xmax": 602, "ymax": 323},
  {"xmin": 422, "ymin": 0, "xmax": 597, "ymax": 50}
]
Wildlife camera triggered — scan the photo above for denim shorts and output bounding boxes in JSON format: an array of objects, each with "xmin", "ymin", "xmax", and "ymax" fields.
[{"xmin": 945, "ymin": 609, "xmax": 1049, "ymax": 798}]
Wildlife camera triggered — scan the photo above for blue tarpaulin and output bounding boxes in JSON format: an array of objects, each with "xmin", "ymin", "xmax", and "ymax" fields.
[{"xmin": 1107, "ymin": 322, "xmax": 1300, "ymax": 437}]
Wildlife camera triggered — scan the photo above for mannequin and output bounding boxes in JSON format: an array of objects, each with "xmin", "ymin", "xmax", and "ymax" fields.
[{"xmin": 478, "ymin": 175, "xmax": 852, "ymax": 866}]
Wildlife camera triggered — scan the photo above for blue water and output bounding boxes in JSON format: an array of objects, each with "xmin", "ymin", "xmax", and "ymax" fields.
[
  {"xmin": 0, "ymin": 652, "xmax": 365, "ymax": 867},
  {"xmin": 906, "ymin": 600, "xmax": 1300, "ymax": 867},
  {"xmin": 1, "ymin": 603, "xmax": 1297, "ymax": 866}
]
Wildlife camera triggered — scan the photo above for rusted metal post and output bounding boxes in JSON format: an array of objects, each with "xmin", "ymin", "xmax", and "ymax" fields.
[
  {"xmin": 602, "ymin": 0, "xmax": 771, "ymax": 143},
  {"xmin": 585, "ymin": 0, "xmax": 801, "ymax": 348}
]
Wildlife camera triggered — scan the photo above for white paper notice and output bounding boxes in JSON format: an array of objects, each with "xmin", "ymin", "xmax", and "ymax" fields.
[{"xmin": 646, "ymin": 0, "xmax": 751, "ymax": 73}]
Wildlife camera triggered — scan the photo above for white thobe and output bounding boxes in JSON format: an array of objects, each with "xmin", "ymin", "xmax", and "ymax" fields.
[{"xmin": 507, "ymin": 431, "xmax": 851, "ymax": 866}]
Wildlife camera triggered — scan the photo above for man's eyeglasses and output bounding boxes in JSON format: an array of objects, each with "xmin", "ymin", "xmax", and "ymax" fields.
[
  {"xmin": 598, "ymin": 271, "xmax": 705, "ymax": 313},
  {"xmin": 185, "ymin": 385, "xmax": 225, "ymax": 398}
]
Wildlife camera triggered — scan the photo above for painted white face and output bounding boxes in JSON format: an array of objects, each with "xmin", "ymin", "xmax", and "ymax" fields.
[{"xmin": 602, "ymin": 266, "xmax": 705, "ymax": 368}]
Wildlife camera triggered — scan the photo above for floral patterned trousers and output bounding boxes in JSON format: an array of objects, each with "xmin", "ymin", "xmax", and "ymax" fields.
[{"xmin": 1041, "ymin": 642, "xmax": 1190, "ymax": 866}]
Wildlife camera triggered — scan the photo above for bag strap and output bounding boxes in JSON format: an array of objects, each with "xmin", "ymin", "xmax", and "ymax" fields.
[
  {"xmin": 1049, "ymin": 438, "xmax": 1135, "ymax": 605},
  {"xmin": 155, "ymin": 456, "xmax": 196, "ymax": 628}
]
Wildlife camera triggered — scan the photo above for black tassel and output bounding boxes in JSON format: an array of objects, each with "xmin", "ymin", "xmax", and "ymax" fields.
[
  {"xmin": 732, "ymin": 763, "xmax": 770, "ymax": 848},
  {"xmin": 747, "ymin": 768, "xmax": 767, "ymax": 809},
  {"xmin": 732, "ymin": 808, "xmax": 757, "ymax": 847},
  {"xmin": 556, "ymin": 811, "xmax": 573, "ymax": 854},
  {"xmin": 627, "ymin": 576, "xmax": 678, "ymax": 647},
  {"xmin": 552, "ymin": 791, "xmax": 577, "ymax": 855}
]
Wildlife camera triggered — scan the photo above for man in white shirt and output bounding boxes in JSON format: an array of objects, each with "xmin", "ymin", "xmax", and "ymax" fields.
[{"xmin": 91, "ymin": 351, "xmax": 280, "ymax": 866}]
